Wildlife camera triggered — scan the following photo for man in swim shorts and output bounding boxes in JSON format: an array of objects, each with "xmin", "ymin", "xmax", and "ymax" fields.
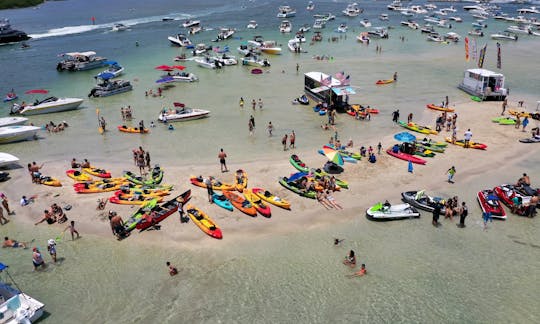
[{"xmin": 3, "ymin": 237, "xmax": 26, "ymax": 248}]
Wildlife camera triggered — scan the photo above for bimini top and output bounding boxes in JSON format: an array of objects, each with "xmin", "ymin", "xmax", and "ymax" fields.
[
  {"xmin": 466, "ymin": 68, "xmax": 504, "ymax": 77},
  {"xmin": 305, "ymin": 71, "xmax": 343, "ymax": 87},
  {"xmin": 63, "ymin": 51, "xmax": 97, "ymax": 57}
]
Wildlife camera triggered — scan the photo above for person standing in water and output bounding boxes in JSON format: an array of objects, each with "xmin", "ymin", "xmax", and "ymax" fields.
[
  {"xmin": 239, "ymin": 97, "xmax": 244, "ymax": 108},
  {"xmin": 457, "ymin": 202, "xmax": 468, "ymax": 228},
  {"xmin": 393, "ymin": 72, "xmax": 398, "ymax": 81}
]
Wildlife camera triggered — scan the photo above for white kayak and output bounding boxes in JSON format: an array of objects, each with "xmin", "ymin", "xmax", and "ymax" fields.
[{"xmin": 366, "ymin": 202, "xmax": 420, "ymax": 221}]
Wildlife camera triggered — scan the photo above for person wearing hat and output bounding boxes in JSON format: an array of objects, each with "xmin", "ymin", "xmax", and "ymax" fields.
[
  {"xmin": 32, "ymin": 247, "xmax": 46, "ymax": 270},
  {"xmin": 47, "ymin": 239, "xmax": 57, "ymax": 263}
]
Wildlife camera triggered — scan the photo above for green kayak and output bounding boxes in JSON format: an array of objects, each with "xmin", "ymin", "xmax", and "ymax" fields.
[
  {"xmin": 416, "ymin": 143, "xmax": 445, "ymax": 153},
  {"xmin": 289, "ymin": 154, "xmax": 309, "ymax": 173},
  {"xmin": 124, "ymin": 198, "xmax": 159, "ymax": 232},
  {"xmin": 278, "ymin": 176, "xmax": 316, "ymax": 199},
  {"xmin": 492, "ymin": 117, "xmax": 516, "ymax": 125}
]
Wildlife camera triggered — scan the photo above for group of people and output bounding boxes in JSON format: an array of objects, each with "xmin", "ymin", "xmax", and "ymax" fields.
[
  {"xmin": 71, "ymin": 158, "xmax": 91, "ymax": 169},
  {"xmin": 238, "ymin": 97, "xmax": 264, "ymax": 110},
  {"xmin": 435, "ymin": 111, "xmax": 458, "ymax": 133},
  {"xmin": 132, "ymin": 146, "xmax": 151, "ymax": 175},
  {"xmin": 316, "ymin": 190, "xmax": 343, "ymax": 210},
  {"xmin": 120, "ymin": 105, "xmax": 134, "ymax": 121},
  {"xmin": 342, "ymin": 249, "xmax": 367, "ymax": 278},
  {"xmin": 45, "ymin": 120, "xmax": 69, "ymax": 133},
  {"xmin": 281, "ymin": 131, "xmax": 296, "ymax": 151},
  {"xmin": 34, "ymin": 203, "xmax": 69, "ymax": 225},
  {"xmin": 431, "ymin": 197, "xmax": 468, "ymax": 228}
]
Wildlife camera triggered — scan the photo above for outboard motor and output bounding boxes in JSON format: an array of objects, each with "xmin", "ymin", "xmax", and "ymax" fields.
[{"xmin": 10, "ymin": 103, "xmax": 21, "ymax": 115}]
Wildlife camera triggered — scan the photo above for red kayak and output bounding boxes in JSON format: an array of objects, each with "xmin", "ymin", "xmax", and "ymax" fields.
[
  {"xmin": 386, "ymin": 148, "xmax": 426, "ymax": 165},
  {"xmin": 136, "ymin": 190, "xmax": 191, "ymax": 231},
  {"xmin": 477, "ymin": 189, "xmax": 506, "ymax": 219}
]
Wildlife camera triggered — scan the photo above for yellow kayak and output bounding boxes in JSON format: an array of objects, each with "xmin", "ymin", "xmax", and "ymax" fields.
[
  {"xmin": 66, "ymin": 169, "xmax": 93, "ymax": 182},
  {"xmin": 234, "ymin": 169, "xmax": 248, "ymax": 192},
  {"xmin": 40, "ymin": 176, "xmax": 62, "ymax": 187},
  {"xmin": 82, "ymin": 166, "xmax": 112, "ymax": 178},
  {"xmin": 251, "ymin": 187, "xmax": 291, "ymax": 210},
  {"xmin": 398, "ymin": 121, "xmax": 438, "ymax": 135},
  {"xmin": 186, "ymin": 205, "xmax": 223, "ymax": 239}
]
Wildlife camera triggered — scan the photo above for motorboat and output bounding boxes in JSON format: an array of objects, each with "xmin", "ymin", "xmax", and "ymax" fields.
[
  {"xmin": 379, "ymin": 14, "xmax": 389, "ymax": 21},
  {"xmin": 241, "ymin": 54, "xmax": 271, "ymax": 67},
  {"xmin": 247, "ymin": 20, "xmax": 258, "ymax": 29},
  {"xmin": 88, "ymin": 78, "xmax": 132, "ymax": 98},
  {"xmin": 298, "ymin": 24, "xmax": 311, "ymax": 33},
  {"xmin": 168, "ymin": 33, "xmax": 192, "ymax": 47},
  {"xmin": 294, "ymin": 33, "xmax": 306, "ymax": 43},
  {"xmin": 287, "ymin": 39, "xmax": 304, "ymax": 53},
  {"xmin": 260, "ymin": 41, "xmax": 282, "ymax": 55},
  {"xmin": 158, "ymin": 105, "xmax": 209, "ymax": 122},
  {"xmin": 0, "ymin": 125, "xmax": 40, "ymax": 144},
  {"xmin": 401, "ymin": 20, "xmax": 419, "ymax": 29},
  {"xmin": 401, "ymin": 190, "xmax": 447, "ymax": 214},
  {"xmin": 182, "ymin": 20, "xmax": 200, "ymax": 28},
  {"xmin": 194, "ymin": 56, "xmax": 223, "ymax": 69},
  {"xmin": 0, "ymin": 19, "xmax": 30, "ymax": 44},
  {"xmin": 193, "ymin": 43, "xmax": 211, "ymax": 55},
  {"xmin": 420, "ymin": 24, "xmax": 435, "ymax": 34},
  {"xmin": 367, "ymin": 27, "xmax": 388, "ymax": 39},
  {"xmin": 408, "ymin": 5, "xmax": 427, "ymax": 15},
  {"xmin": 336, "ymin": 23, "xmax": 348, "ymax": 33},
  {"xmin": 425, "ymin": 4, "xmax": 437, "ymax": 11},
  {"xmin": 277, "ymin": 5, "xmax": 296, "ymax": 18},
  {"xmin": 468, "ymin": 29, "xmax": 484, "ymax": 37},
  {"xmin": 111, "ymin": 23, "xmax": 128, "ymax": 32},
  {"xmin": 0, "ymin": 273, "xmax": 45, "ymax": 323},
  {"xmin": 307, "ymin": 1, "xmax": 315, "ymax": 11},
  {"xmin": 214, "ymin": 28, "xmax": 235, "ymax": 41},
  {"xmin": 436, "ymin": 20, "xmax": 452, "ymax": 29},
  {"xmin": 359, "ymin": 19, "xmax": 371, "ymax": 28},
  {"xmin": 96, "ymin": 61, "xmax": 124, "ymax": 79},
  {"xmin": 313, "ymin": 13, "xmax": 335, "ymax": 22},
  {"xmin": 366, "ymin": 202, "xmax": 420, "ymax": 221},
  {"xmin": 0, "ymin": 117, "xmax": 27, "ymax": 127},
  {"xmin": 280, "ymin": 20, "xmax": 292, "ymax": 33},
  {"xmin": 188, "ymin": 25, "xmax": 203, "ymax": 35},
  {"xmin": 0, "ymin": 152, "xmax": 19, "ymax": 167},
  {"xmin": 237, "ymin": 43, "xmax": 260, "ymax": 56},
  {"xmin": 343, "ymin": 3, "xmax": 362, "ymax": 17},
  {"xmin": 159, "ymin": 71, "xmax": 198, "ymax": 83},
  {"xmin": 56, "ymin": 51, "xmax": 107, "ymax": 71},
  {"xmin": 12, "ymin": 97, "xmax": 84, "ymax": 116},
  {"xmin": 387, "ymin": 0, "xmax": 402, "ymax": 11},
  {"xmin": 449, "ymin": 16, "xmax": 462, "ymax": 22},
  {"xmin": 313, "ymin": 19, "xmax": 326, "ymax": 29},
  {"xmin": 212, "ymin": 54, "xmax": 237, "ymax": 66},
  {"xmin": 427, "ymin": 33, "xmax": 445, "ymax": 42},
  {"xmin": 472, "ymin": 21, "xmax": 487, "ymax": 29},
  {"xmin": 424, "ymin": 15, "xmax": 441, "ymax": 24},
  {"xmin": 507, "ymin": 25, "xmax": 533, "ymax": 35},
  {"xmin": 441, "ymin": 6, "xmax": 456, "ymax": 13},
  {"xmin": 517, "ymin": 7, "xmax": 540, "ymax": 14},
  {"xmin": 491, "ymin": 31, "xmax": 518, "ymax": 41},
  {"xmin": 356, "ymin": 32, "xmax": 369, "ymax": 44},
  {"xmin": 444, "ymin": 32, "xmax": 460, "ymax": 42},
  {"xmin": 400, "ymin": 9, "xmax": 416, "ymax": 17}
]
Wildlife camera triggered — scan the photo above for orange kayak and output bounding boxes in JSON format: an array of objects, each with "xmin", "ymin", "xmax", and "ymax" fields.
[
  {"xmin": 186, "ymin": 205, "xmax": 223, "ymax": 239},
  {"xmin": 117, "ymin": 125, "xmax": 149, "ymax": 133},
  {"xmin": 189, "ymin": 176, "xmax": 235, "ymax": 191},
  {"xmin": 376, "ymin": 79, "xmax": 394, "ymax": 85},
  {"xmin": 426, "ymin": 104, "xmax": 454, "ymax": 112},
  {"xmin": 243, "ymin": 189, "xmax": 272, "ymax": 217},
  {"xmin": 223, "ymin": 190, "xmax": 257, "ymax": 216}
]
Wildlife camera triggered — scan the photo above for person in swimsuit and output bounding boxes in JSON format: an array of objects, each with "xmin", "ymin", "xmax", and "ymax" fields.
[
  {"xmin": 3, "ymin": 237, "xmax": 26, "ymax": 249},
  {"xmin": 343, "ymin": 250, "xmax": 356, "ymax": 268},
  {"xmin": 71, "ymin": 158, "xmax": 81, "ymax": 168},
  {"xmin": 47, "ymin": 239, "xmax": 57, "ymax": 263},
  {"xmin": 35, "ymin": 210, "xmax": 55, "ymax": 225},
  {"xmin": 348, "ymin": 264, "xmax": 367, "ymax": 278},
  {"xmin": 166, "ymin": 261, "xmax": 178, "ymax": 276},
  {"xmin": 32, "ymin": 247, "xmax": 46, "ymax": 270},
  {"xmin": 81, "ymin": 159, "xmax": 91, "ymax": 169},
  {"xmin": 0, "ymin": 206, "xmax": 8, "ymax": 225},
  {"xmin": 218, "ymin": 149, "xmax": 228, "ymax": 173},
  {"xmin": 64, "ymin": 220, "xmax": 80, "ymax": 240}
]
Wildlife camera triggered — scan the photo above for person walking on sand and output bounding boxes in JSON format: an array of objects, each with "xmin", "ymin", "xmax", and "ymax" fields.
[
  {"xmin": 392, "ymin": 110, "xmax": 400, "ymax": 124},
  {"xmin": 239, "ymin": 97, "xmax": 244, "ymax": 108},
  {"xmin": 204, "ymin": 177, "xmax": 214, "ymax": 203},
  {"xmin": 0, "ymin": 206, "xmax": 8, "ymax": 225},
  {"xmin": 501, "ymin": 98, "xmax": 507, "ymax": 115},
  {"xmin": 289, "ymin": 130, "xmax": 296, "ymax": 149},
  {"xmin": 377, "ymin": 142, "xmax": 382, "ymax": 154},
  {"xmin": 218, "ymin": 148, "xmax": 228, "ymax": 172},
  {"xmin": 64, "ymin": 220, "xmax": 80, "ymax": 240},
  {"xmin": 447, "ymin": 166, "xmax": 456, "ymax": 183},
  {"xmin": 248, "ymin": 118, "xmax": 254, "ymax": 136},
  {"xmin": 282, "ymin": 134, "xmax": 288, "ymax": 151},
  {"xmin": 145, "ymin": 151, "xmax": 151, "ymax": 170}
]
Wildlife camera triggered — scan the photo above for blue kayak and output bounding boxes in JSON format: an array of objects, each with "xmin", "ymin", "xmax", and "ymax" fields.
[{"xmin": 212, "ymin": 193, "xmax": 233, "ymax": 211}]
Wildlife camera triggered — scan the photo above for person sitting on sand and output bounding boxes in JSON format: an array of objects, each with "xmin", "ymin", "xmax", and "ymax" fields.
[
  {"xmin": 71, "ymin": 158, "xmax": 81, "ymax": 168},
  {"xmin": 348, "ymin": 264, "xmax": 367, "ymax": 278},
  {"xmin": 35, "ymin": 210, "xmax": 55, "ymax": 225},
  {"xmin": 3, "ymin": 237, "xmax": 27, "ymax": 249},
  {"xmin": 81, "ymin": 159, "xmax": 91, "ymax": 169},
  {"xmin": 97, "ymin": 198, "xmax": 107, "ymax": 210},
  {"xmin": 343, "ymin": 250, "xmax": 356, "ymax": 268},
  {"xmin": 51, "ymin": 203, "xmax": 68, "ymax": 224}
]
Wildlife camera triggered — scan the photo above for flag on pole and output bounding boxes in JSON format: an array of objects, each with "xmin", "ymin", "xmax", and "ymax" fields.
[
  {"xmin": 477, "ymin": 44, "xmax": 487, "ymax": 68},
  {"xmin": 464, "ymin": 37, "xmax": 470, "ymax": 62},
  {"xmin": 496, "ymin": 42, "xmax": 502, "ymax": 69}
]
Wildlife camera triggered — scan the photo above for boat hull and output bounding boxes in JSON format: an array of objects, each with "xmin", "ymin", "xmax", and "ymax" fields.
[
  {"xmin": 0, "ymin": 126, "xmax": 39, "ymax": 144},
  {"xmin": 366, "ymin": 203, "xmax": 420, "ymax": 221},
  {"xmin": 19, "ymin": 98, "xmax": 84, "ymax": 116}
]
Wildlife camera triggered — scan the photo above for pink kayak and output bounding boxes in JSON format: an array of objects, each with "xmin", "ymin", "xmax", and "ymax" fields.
[{"xmin": 386, "ymin": 148, "xmax": 427, "ymax": 165}]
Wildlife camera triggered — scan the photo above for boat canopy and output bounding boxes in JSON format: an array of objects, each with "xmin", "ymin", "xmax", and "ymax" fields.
[
  {"xmin": 64, "ymin": 51, "xmax": 97, "ymax": 57},
  {"xmin": 98, "ymin": 72, "xmax": 115, "ymax": 80},
  {"xmin": 332, "ymin": 87, "xmax": 356, "ymax": 95},
  {"xmin": 103, "ymin": 60, "xmax": 118, "ymax": 65}
]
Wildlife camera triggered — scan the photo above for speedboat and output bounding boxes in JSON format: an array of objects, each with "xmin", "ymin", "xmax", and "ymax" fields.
[
  {"xmin": 0, "ymin": 125, "xmax": 40, "ymax": 144},
  {"xmin": 387, "ymin": 0, "xmax": 402, "ymax": 11},
  {"xmin": 188, "ymin": 25, "xmax": 203, "ymax": 35},
  {"xmin": 159, "ymin": 71, "xmax": 198, "ymax": 83},
  {"xmin": 517, "ymin": 7, "xmax": 540, "ymax": 14},
  {"xmin": 409, "ymin": 5, "xmax": 427, "ymax": 14},
  {"xmin": 212, "ymin": 54, "xmax": 237, "ymax": 66},
  {"xmin": 88, "ymin": 78, "xmax": 132, "ymax": 98},
  {"xmin": 12, "ymin": 97, "xmax": 84, "ymax": 116},
  {"xmin": 194, "ymin": 56, "xmax": 223, "ymax": 69},
  {"xmin": 237, "ymin": 43, "xmax": 261, "ymax": 56},
  {"xmin": 158, "ymin": 105, "xmax": 210, "ymax": 122},
  {"xmin": 193, "ymin": 43, "xmax": 211, "ymax": 55},
  {"xmin": 0, "ymin": 275, "xmax": 45, "ymax": 323},
  {"xmin": 444, "ymin": 32, "xmax": 460, "ymax": 42},
  {"xmin": 427, "ymin": 33, "xmax": 445, "ymax": 42},
  {"xmin": 0, "ymin": 116, "xmax": 27, "ymax": 127},
  {"xmin": 241, "ymin": 54, "xmax": 271, "ymax": 67},
  {"xmin": 0, "ymin": 152, "xmax": 19, "ymax": 167},
  {"xmin": 313, "ymin": 19, "xmax": 326, "ymax": 29},
  {"xmin": 0, "ymin": 19, "xmax": 30, "ymax": 44},
  {"xmin": 472, "ymin": 21, "xmax": 488, "ymax": 29},
  {"xmin": 366, "ymin": 202, "xmax": 420, "ymax": 221},
  {"xmin": 367, "ymin": 27, "xmax": 388, "ymax": 39},
  {"xmin": 313, "ymin": 13, "xmax": 335, "ymax": 22},
  {"xmin": 441, "ymin": 6, "xmax": 456, "ymax": 13},
  {"xmin": 359, "ymin": 19, "xmax": 371, "ymax": 28},
  {"xmin": 298, "ymin": 24, "xmax": 311, "ymax": 33},
  {"xmin": 214, "ymin": 28, "xmax": 235, "ymax": 41},
  {"xmin": 449, "ymin": 16, "xmax": 462, "ymax": 22},
  {"xmin": 280, "ymin": 20, "xmax": 292, "ymax": 33},
  {"xmin": 168, "ymin": 33, "xmax": 192, "ymax": 47},
  {"xmin": 379, "ymin": 14, "xmax": 389, "ymax": 21},
  {"xmin": 507, "ymin": 25, "xmax": 532, "ymax": 35},
  {"xmin": 356, "ymin": 32, "xmax": 369, "ymax": 44},
  {"xmin": 56, "ymin": 51, "xmax": 107, "ymax": 71},
  {"xmin": 287, "ymin": 39, "xmax": 303, "ymax": 53},
  {"xmin": 277, "ymin": 5, "xmax": 296, "ymax": 18},
  {"xmin": 401, "ymin": 20, "xmax": 419, "ymax": 29},
  {"xmin": 111, "ymin": 23, "xmax": 128, "ymax": 32},
  {"xmin": 307, "ymin": 1, "xmax": 315, "ymax": 11},
  {"xmin": 343, "ymin": 3, "xmax": 362, "ymax": 17},
  {"xmin": 96, "ymin": 61, "xmax": 124, "ymax": 79},
  {"xmin": 491, "ymin": 31, "xmax": 518, "ymax": 41},
  {"xmin": 336, "ymin": 23, "xmax": 348, "ymax": 33},
  {"xmin": 468, "ymin": 29, "xmax": 484, "ymax": 37},
  {"xmin": 401, "ymin": 190, "xmax": 446, "ymax": 214},
  {"xmin": 294, "ymin": 33, "xmax": 306, "ymax": 43},
  {"xmin": 182, "ymin": 20, "xmax": 200, "ymax": 28},
  {"xmin": 437, "ymin": 20, "xmax": 452, "ymax": 29},
  {"xmin": 247, "ymin": 20, "xmax": 258, "ymax": 29},
  {"xmin": 260, "ymin": 41, "xmax": 282, "ymax": 55},
  {"xmin": 420, "ymin": 24, "xmax": 435, "ymax": 33}
]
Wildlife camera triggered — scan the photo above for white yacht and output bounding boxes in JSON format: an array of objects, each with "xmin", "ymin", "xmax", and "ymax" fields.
[
  {"xmin": 182, "ymin": 20, "xmax": 200, "ymax": 28},
  {"xmin": 444, "ymin": 32, "xmax": 460, "ymax": 42},
  {"xmin": 314, "ymin": 13, "xmax": 335, "ymax": 22},
  {"xmin": 188, "ymin": 25, "xmax": 203, "ymax": 35},
  {"xmin": 159, "ymin": 106, "xmax": 210, "ymax": 122},
  {"xmin": 0, "ymin": 275, "xmax": 44, "ymax": 323},
  {"xmin": 0, "ymin": 125, "xmax": 40, "ymax": 144},
  {"xmin": 56, "ymin": 51, "xmax": 107, "ymax": 72},
  {"xmin": 409, "ymin": 5, "xmax": 427, "ymax": 15},
  {"xmin": 343, "ymin": 3, "xmax": 362, "ymax": 17},
  {"xmin": 194, "ymin": 56, "xmax": 223, "ymax": 69},
  {"xmin": 387, "ymin": 0, "xmax": 402, "ymax": 11},
  {"xmin": 260, "ymin": 40, "xmax": 282, "ymax": 55},
  {"xmin": 168, "ymin": 33, "xmax": 192, "ymax": 47},
  {"xmin": 159, "ymin": 72, "xmax": 198, "ymax": 83},
  {"xmin": 277, "ymin": 6, "xmax": 296, "ymax": 18},
  {"xmin": 313, "ymin": 19, "xmax": 326, "ymax": 29},
  {"xmin": 0, "ymin": 117, "xmax": 27, "ymax": 127},
  {"xmin": 0, "ymin": 152, "xmax": 19, "ymax": 167},
  {"xmin": 379, "ymin": 14, "xmax": 389, "ymax": 21},
  {"xmin": 12, "ymin": 97, "xmax": 84, "ymax": 116},
  {"xmin": 449, "ymin": 16, "xmax": 462, "ymax": 22},
  {"xmin": 215, "ymin": 28, "xmax": 235, "ymax": 41},
  {"xmin": 507, "ymin": 25, "xmax": 532, "ymax": 35},
  {"xmin": 425, "ymin": 4, "xmax": 437, "ymax": 11},
  {"xmin": 359, "ymin": 19, "xmax": 371, "ymax": 28},
  {"xmin": 368, "ymin": 27, "xmax": 389, "ymax": 39},
  {"xmin": 287, "ymin": 39, "xmax": 303, "ymax": 53},
  {"xmin": 280, "ymin": 20, "xmax": 292, "ymax": 33},
  {"xmin": 401, "ymin": 20, "xmax": 419, "ymax": 30},
  {"xmin": 294, "ymin": 33, "xmax": 306, "ymax": 43},
  {"xmin": 307, "ymin": 1, "xmax": 315, "ymax": 11},
  {"xmin": 427, "ymin": 33, "xmax": 445, "ymax": 42},
  {"xmin": 241, "ymin": 55, "xmax": 271, "ymax": 67},
  {"xmin": 247, "ymin": 20, "xmax": 258, "ymax": 29},
  {"xmin": 298, "ymin": 24, "xmax": 311, "ymax": 33},
  {"xmin": 193, "ymin": 43, "xmax": 211, "ymax": 55},
  {"xmin": 212, "ymin": 54, "xmax": 238, "ymax": 66}
]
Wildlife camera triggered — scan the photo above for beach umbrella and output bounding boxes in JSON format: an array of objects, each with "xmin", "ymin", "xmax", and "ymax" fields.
[
  {"xmin": 322, "ymin": 146, "xmax": 344, "ymax": 166},
  {"xmin": 25, "ymin": 89, "xmax": 48, "ymax": 94},
  {"xmin": 171, "ymin": 65, "xmax": 186, "ymax": 70},
  {"xmin": 394, "ymin": 132, "xmax": 416, "ymax": 143},
  {"xmin": 155, "ymin": 65, "xmax": 172, "ymax": 70}
]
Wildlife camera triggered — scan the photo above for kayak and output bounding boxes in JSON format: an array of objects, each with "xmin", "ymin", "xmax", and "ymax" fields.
[
  {"xmin": 123, "ymin": 170, "xmax": 159, "ymax": 186},
  {"xmin": 115, "ymin": 187, "xmax": 170, "ymax": 197},
  {"xmin": 117, "ymin": 125, "xmax": 149, "ymax": 133},
  {"xmin": 186, "ymin": 205, "xmax": 223, "ymax": 239},
  {"xmin": 74, "ymin": 177, "xmax": 126, "ymax": 188},
  {"xmin": 289, "ymin": 154, "xmax": 309, "ymax": 173},
  {"xmin": 414, "ymin": 147, "xmax": 436, "ymax": 158},
  {"xmin": 477, "ymin": 189, "xmax": 506, "ymax": 219},
  {"xmin": 426, "ymin": 104, "xmax": 455, "ymax": 112},
  {"xmin": 386, "ymin": 148, "xmax": 427, "ymax": 165},
  {"xmin": 109, "ymin": 193, "xmax": 163, "ymax": 205},
  {"xmin": 401, "ymin": 190, "xmax": 447, "ymax": 215},
  {"xmin": 189, "ymin": 176, "xmax": 235, "ymax": 191},
  {"xmin": 366, "ymin": 202, "xmax": 420, "ymax": 221},
  {"xmin": 311, "ymin": 168, "xmax": 348, "ymax": 189},
  {"xmin": 222, "ymin": 190, "xmax": 257, "ymax": 216},
  {"xmin": 82, "ymin": 167, "xmax": 111, "ymax": 178},
  {"xmin": 376, "ymin": 79, "xmax": 394, "ymax": 85},
  {"xmin": 348, "ymin": 104, "xmax": 379, "ymax": 115},
  {"xmin": 150, "ymin": 165, "xmax": 164, "ymax": 184},
  {"xmin": 212, "ymin": 193, "xmax": 234, "ymax": 211},
  {"xmin": 471, "ymin": 96, "xmax": 482, "ymax": 102},
  {"xmin": 39, "ymin": 175, "xmax": 62, "ymax": 187},
  {"xmin": 66, "ymin": 169, "xmax": 93, "ymax": 182},
  {"xmin": 417, "ymin": 139, "xmax": 447, "ymax": 147},
  {"xmin": 234, "ymin": 169, "xmax": 248, "ymax": 192},
  {"xmin": 252, "ymin": 187, "xmax": 291, "ymax": 210},
  {"xmin": 243, "ymin": 188, "xmax": 272, "ymax": 217},
  {"xmin": 492, "ymin": 116, "xmax": 516, "ymax": 125},
  {"xmin": 416, "ymin": 142, "xmax": 445, "ymax": 153},
  {"xmin": 398, "ymin": 121, "xmax": 438, "ymax": 135},
  {"xmin": 445, "ymin": 137, "xmax": 487, "ymax": 150},
  {"xmin": 124, "ymin": 199, "xmax": 159, "ymax": 232},
  {"xmin": 278, "ymin": 176, "xmax": 316, "ymax": 199},
  {"xmin": 519, "ymin": 137, "xmax": 540, "ymax": 143},
  {"xmin": 74, "ymin": 181, "xmax": 125, "ymax": 193},
  {"xmin": 507, "ymin": 110, "xmax": 540, "ymax": 120},
  {"xmin": 136, "ymin": 190, "xmax": 191, "ymax": 231}
]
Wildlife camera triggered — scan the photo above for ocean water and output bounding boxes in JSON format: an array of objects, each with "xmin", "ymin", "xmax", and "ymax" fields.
[{"xmin": 0, "ymin": 1, "xmax": 539, "ymax": 323}]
